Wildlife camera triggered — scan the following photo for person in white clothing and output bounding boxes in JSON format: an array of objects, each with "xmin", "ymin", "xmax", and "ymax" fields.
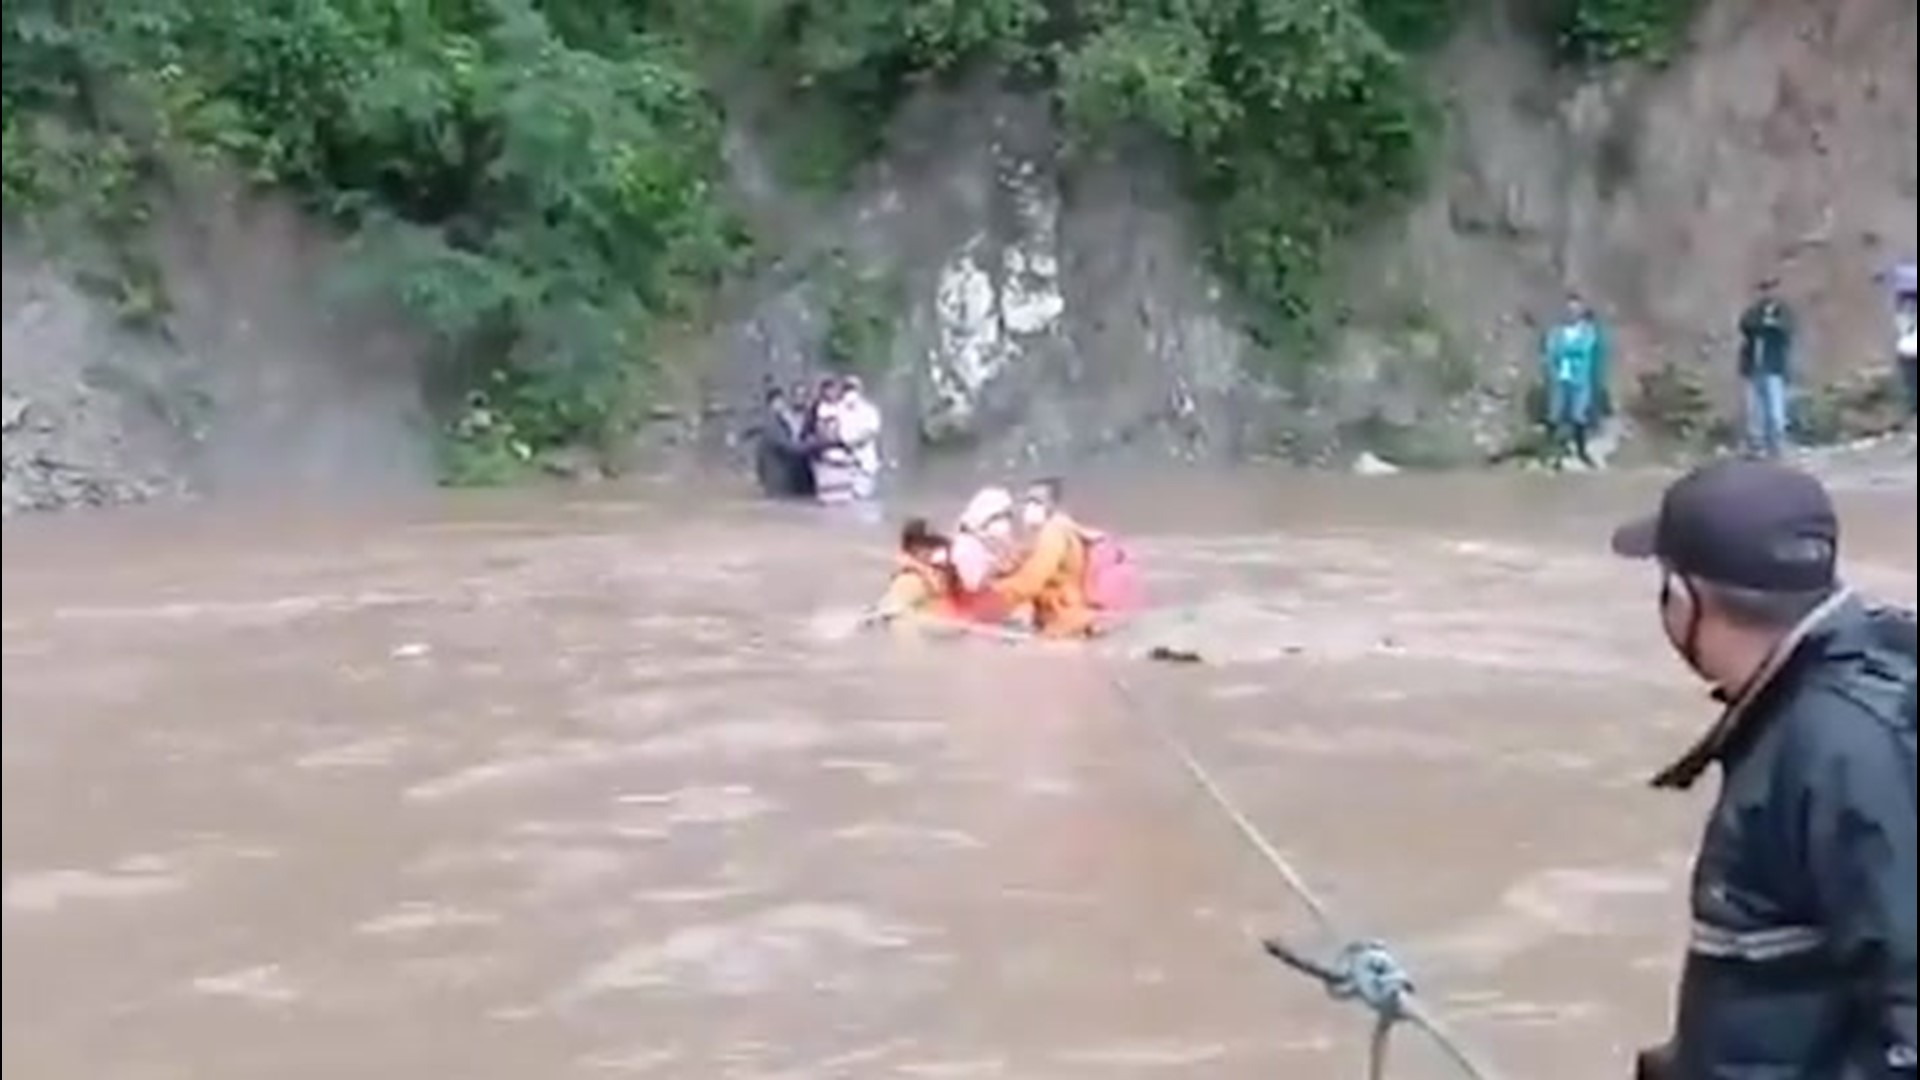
[
  {"xmin": 1894, "ymin": 263, "xmax": 1917, "ymax": 421},
  {"xmin": 808, "ymin": 375, "xmax": 884, "ymax": 508},
  {"xmin": 833, "ymin": 376, "xmax": 884, "ymax": 500},
  {"xmin": 952, "ymin": 486, "xmax": 1018, "ymax": 593},
  {"xmin": 809, "ymin": 378, "xmax": 853, "ymax": 503}
]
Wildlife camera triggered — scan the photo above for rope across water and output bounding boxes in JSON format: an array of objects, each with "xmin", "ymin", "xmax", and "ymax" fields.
[{"xmin": 1104, "ymin": 663, "xmax": 1503, "ymax": 1080}]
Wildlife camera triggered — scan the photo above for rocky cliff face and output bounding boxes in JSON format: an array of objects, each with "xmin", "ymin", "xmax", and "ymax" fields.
[
  {"xmin": 696, "ymin": 80, "xmax": 1263, "ymax": 477},
  {"xmin": 3, "ymin": 171, "xmax": 434, "ymax": 516},
  {"xmin": 694, "ymin": 0, "xmax": 1917, "ymax": 472},
  {"xmin": 5, "ymin": 0, "xmax": 1915, "ymax": 514},
  {"xmin": 1341, "ymin": 0, "xmax": 1918, "ymax": 453}
]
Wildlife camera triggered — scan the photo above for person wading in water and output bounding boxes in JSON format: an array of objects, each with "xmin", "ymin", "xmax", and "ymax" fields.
[
  {"xmin": 991, "ymin": 478, "xmax": 1100, "ymax": 639},
  {"xmin": 1610, "ymin": 459, "xmax": 1916, "ymax": 1080},
  {"xmin": 868, "ymin": 518, "xmax": 962, "ymax": 626},
  {"xmin": 749, "ymin": 384, "xmax": 815, "ymax": 499}
]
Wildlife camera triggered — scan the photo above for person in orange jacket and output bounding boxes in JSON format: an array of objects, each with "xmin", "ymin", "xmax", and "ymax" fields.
[
  {"xmin": 869, "ymin": 516, "xmax": 1018, "ymax": 634},
  {"xmin": 992, "ymin": 477, "xmax": 1100, "ymax": 639},
  {"xmin": 870, "ymin": 518, "xmax": 965, "ymax": 625}
]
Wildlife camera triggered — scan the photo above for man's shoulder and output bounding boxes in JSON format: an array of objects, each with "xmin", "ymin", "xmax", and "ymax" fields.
[{"xmin": 1769, "ymin": 647, "xmax": 1915, "ymax": 789}]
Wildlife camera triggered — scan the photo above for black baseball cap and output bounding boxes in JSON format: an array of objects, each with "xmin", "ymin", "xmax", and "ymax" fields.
[{"xmin": 1610, "ymin": 458, "xmax": 1839, "ymax": 591}]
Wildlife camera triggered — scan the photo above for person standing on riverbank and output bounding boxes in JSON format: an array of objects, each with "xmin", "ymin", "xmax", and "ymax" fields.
[
  {"xmin": 1738, "ymin": 279, "xmax": 1797, "ymax": 458},
  {"xmin": 1611, "ymin": 459, "xmax": 1917, "ymax": 1080},
  {"xmin": 1541, "ymin": 293, "xmax": 1608, "ymax": 468},
  {"xmin": 1892, "ymin": 261, "xmax": 1917, "ymax": 421}
]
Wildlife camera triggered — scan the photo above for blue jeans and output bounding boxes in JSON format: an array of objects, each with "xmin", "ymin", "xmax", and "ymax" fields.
[
  {"xmin": 1547, "ymin": 376, "xmax": 1594, "ymax": 431},
  {"xmin": 1545, "ymin": 376, "xmax": 1595, "ymax": 462},
  {"xmin": 1744, "ymin": 373, "xmax": 1789, "ymax": 456}
]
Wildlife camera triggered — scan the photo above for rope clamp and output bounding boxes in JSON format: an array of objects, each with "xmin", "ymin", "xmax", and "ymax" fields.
[{"xmin": 1263, "ymin": 937, "xmax": 1416, "ymax": 1022}]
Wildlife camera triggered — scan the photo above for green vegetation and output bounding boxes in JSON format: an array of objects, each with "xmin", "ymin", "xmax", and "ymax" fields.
[
  {"xmin": 2, "ymin": 0, "xmax": 1701, "ymax": 481},
  {"xmin": 727, "ymin": 0, "xmax": 1467, "ymax": 361},
  {"xmin": 1630, "ymin": 357, "xmax": 1722, "ymax": 447},
  {"xmin": 1795, "ymin": 370, "xmax": 1909, "ymax": 446},
  {"xmin": 1555, "ymin": 0, "xmax": 1704, "ymax": 65},
  {"xmin": 4, "ymin": 0, "xmax": 746, "ymax": 481},
  {"xmin": 816, "ymin": 251, "xmax": 904, "ymax": 376}
]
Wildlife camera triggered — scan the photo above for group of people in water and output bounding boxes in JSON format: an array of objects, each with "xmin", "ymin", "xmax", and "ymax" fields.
[
  {"xmin": 751, "ymin": 374, "xmax": 885, "ymax": 506},
  {"xmin": 869, "ymin": 479, "xmax": 1140, "ymax": 640}
]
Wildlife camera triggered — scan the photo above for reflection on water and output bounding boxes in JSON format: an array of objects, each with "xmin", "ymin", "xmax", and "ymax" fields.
[{"xmin": 3, "ymin": 468, "xmax": 1914, "ymax": 1080}]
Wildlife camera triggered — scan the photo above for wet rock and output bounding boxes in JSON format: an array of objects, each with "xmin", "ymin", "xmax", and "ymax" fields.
[
  {"xmin": 690, "ymin": 80, "xmax": 1250, "ymax": 471},
  {"xmin": 4, "ymin": 170, "xmax": 435, "ymax": 518},
  {"xmin": 1352, "ymin": 451, "xmax": 1401, "ymax": 476},
  {"xmin": 538, "ymin": 446, "xmax": 607, "ymax": 483},
  {"xmin": 1145, "ymin": 646, "xmax": 1205, "ymax": 665}
]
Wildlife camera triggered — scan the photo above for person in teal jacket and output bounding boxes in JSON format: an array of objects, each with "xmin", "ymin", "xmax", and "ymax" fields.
[{"xmin": 1541, "ymin": 292, "xmax": 1609, "ymax": 468}]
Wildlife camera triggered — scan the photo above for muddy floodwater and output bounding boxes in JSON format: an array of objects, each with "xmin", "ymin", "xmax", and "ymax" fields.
[{"xmin": 4, "ymin": 468, "xmax": 1914, "ymax": 1080}]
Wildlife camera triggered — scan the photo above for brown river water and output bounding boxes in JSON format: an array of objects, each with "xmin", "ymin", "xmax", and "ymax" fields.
[{"xmin": 3, "ymin": 467, "xmax": 1914, "ymax": 1080}]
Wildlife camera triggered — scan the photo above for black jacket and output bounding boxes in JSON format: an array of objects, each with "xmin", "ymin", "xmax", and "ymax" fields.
[
  {"xmin": 1739, "ymin": 300, "xmax": 1797, "ymax": 379},
  {"xmin": 749, "ymin": 402, "xmax": 815, "ymax": 499},
  {"xmin": 1647, "ymin": 597, "xmax": 1917, "ymax": 1080}
]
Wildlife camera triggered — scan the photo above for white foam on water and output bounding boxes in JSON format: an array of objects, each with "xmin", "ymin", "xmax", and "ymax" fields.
[
  {"xmin": 1053, "ymin": 1040, "xmax": 1233, "ymax": 1067},
  {"xmin": 355, "ymin": 901, "xmax": 500, "ymax": 938},
  {"xmin": 563, "ymin": 903, "xmax": 924, "ymax": 1002},
  {"xmin": 619, "ymin": 784, "xmax": 779, "ymax": 826},
  {"xmin": 631, "ymin": 717, "xmax": 839, "ymax": 760},
  {"xmin": 4, "ymin": 859, "xmax": 189, "ymax": 913},
  {"xmin": 403, "ymin": 739, "xmax": 618, "ymax": 802},
  {"xmin": 295, "ymin": 734, "xmax": 412, "ymax": 770},
  {"xmin": 189, "ymin": 963, "xmax": 301, "ymax": 1005}
]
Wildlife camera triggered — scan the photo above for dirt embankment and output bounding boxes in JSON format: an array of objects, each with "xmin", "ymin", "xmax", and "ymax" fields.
[
  {"xmin": 3, "ymin": 172, "xmax": 433, "ymax": 518},
  {"xmin": 1322, "ymin": 0, "xmax": 1917, "ymax": 462}
]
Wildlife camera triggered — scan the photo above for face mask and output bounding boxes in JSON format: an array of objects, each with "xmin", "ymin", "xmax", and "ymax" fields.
[
  {"xmin": 1021, "ymin": 503, "xmax": 1048, "ymax": 528},
  {"xmin": 983, "ymin": 516, "xmax": 1013, "ymax": 540},
  {"xmin": 1660, "ymin": 571, "xmax": 1710, "ymax": 682}
]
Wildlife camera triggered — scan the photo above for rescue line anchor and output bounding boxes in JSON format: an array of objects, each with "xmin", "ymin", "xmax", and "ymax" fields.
[
  {"xmin": 1263, "ymin": 937, "xmax": 1415, "ymax": 1021},
  {"xmin": 1262, "ymin": 934, "xmax": 1498, "ymax": 1080}
]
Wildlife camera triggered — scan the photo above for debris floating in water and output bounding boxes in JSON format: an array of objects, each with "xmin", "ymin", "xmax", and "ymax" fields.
[{"xmin": 1146, "ymin": 646, "xmax": 1205, "ymax": 665}]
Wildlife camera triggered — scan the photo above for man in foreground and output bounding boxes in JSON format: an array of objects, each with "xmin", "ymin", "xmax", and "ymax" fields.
[{"xmin": 1611, "ymin": 458, "xmax": 1916, "ymax": 1079}]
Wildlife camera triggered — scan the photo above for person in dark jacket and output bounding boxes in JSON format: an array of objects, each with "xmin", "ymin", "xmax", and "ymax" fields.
[
  {"xmin": 1737, "ymin": 279, "xmax": 1797, "ymax": 459},
  {"xmin": 749, "ymin": 385, "xmax": 815, "ymax": 499},
  {"xmin": 1611, "ymin": 458, "xmax": 1917, "ymax": 1080}
]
